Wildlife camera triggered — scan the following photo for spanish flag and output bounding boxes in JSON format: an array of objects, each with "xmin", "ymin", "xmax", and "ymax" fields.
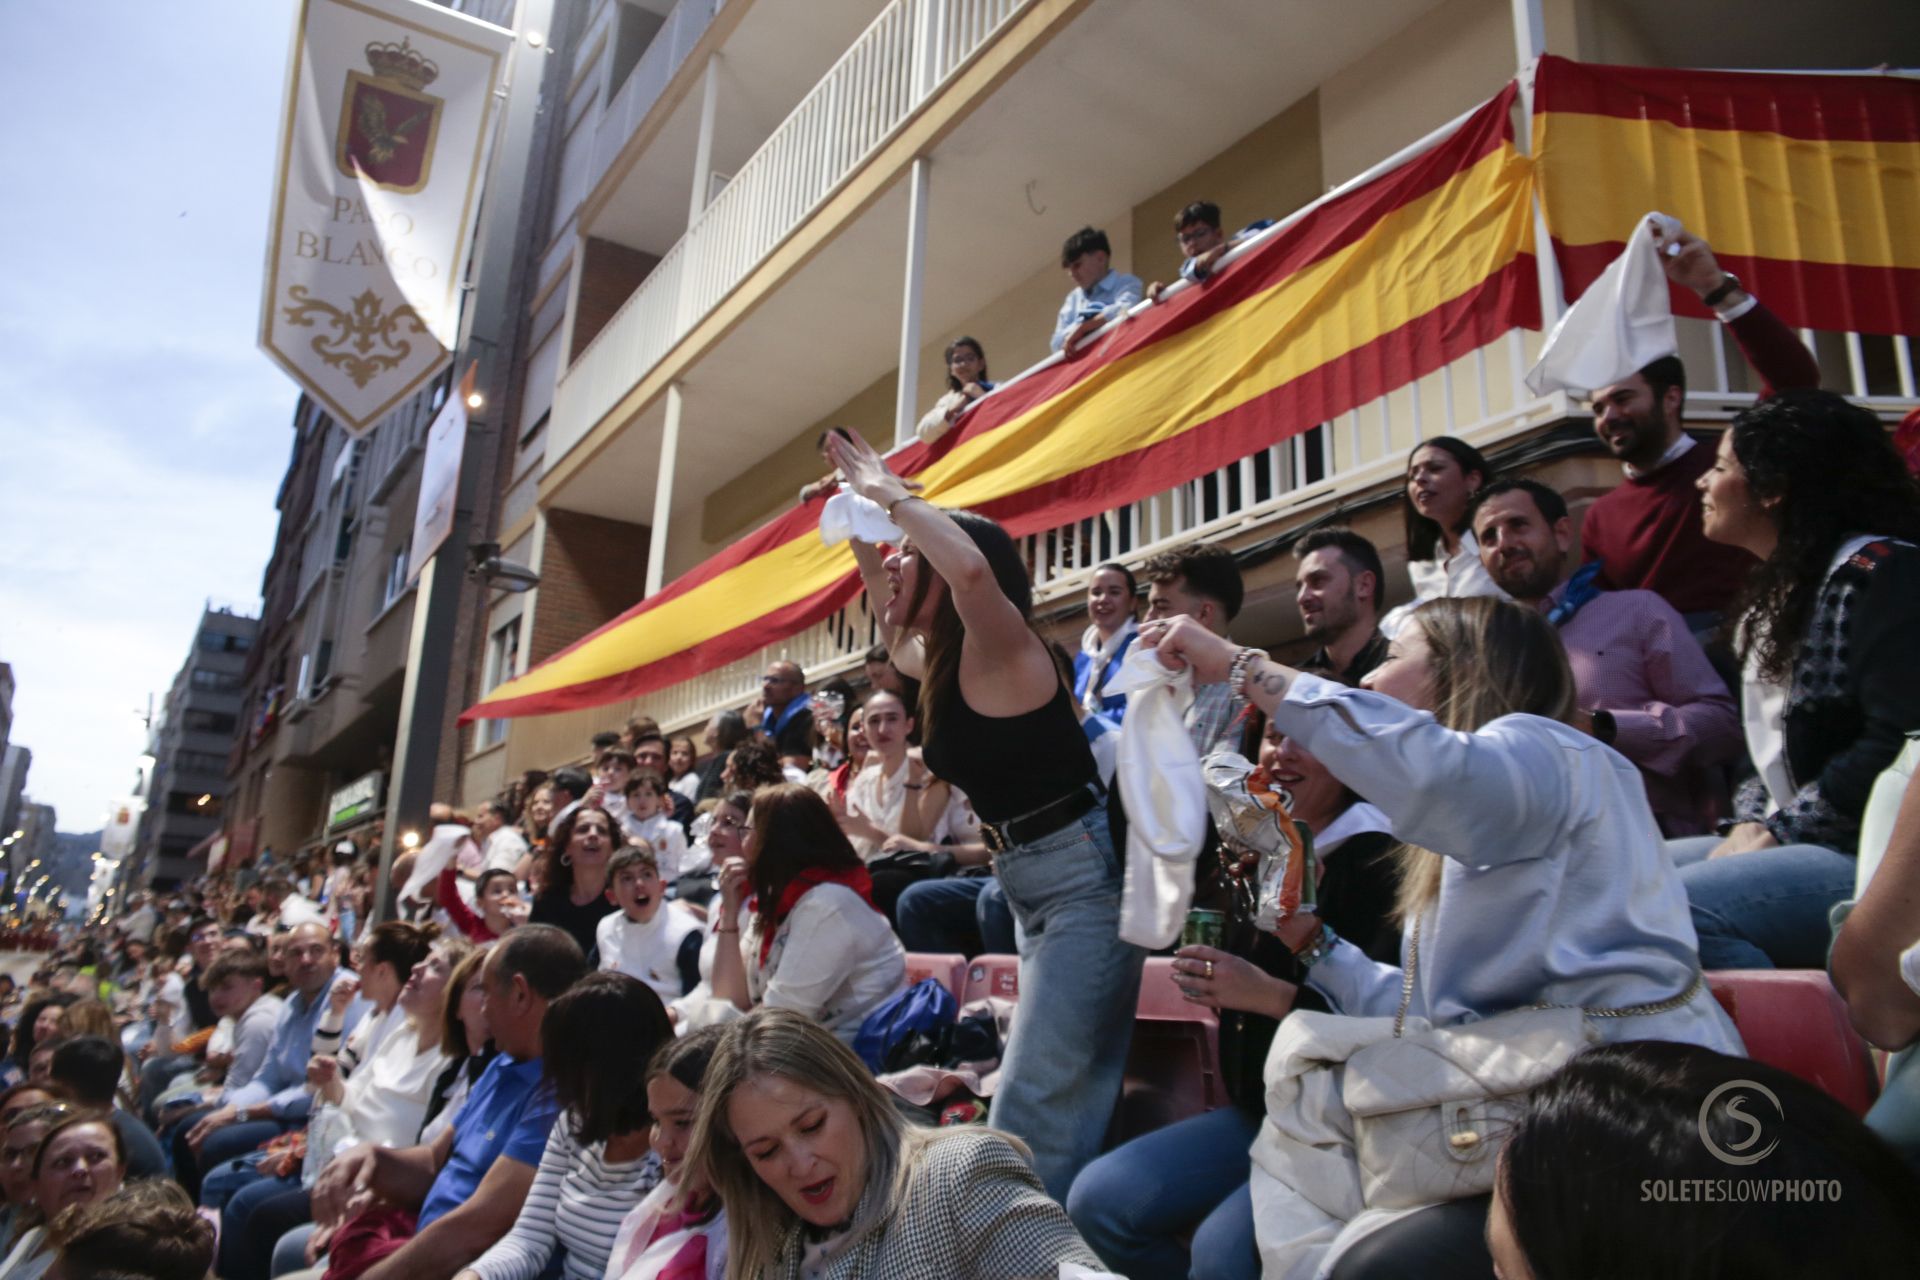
[
  {"xmin": 1534, "ymin": 56, "xmax": 1920, "ymax": 335},
  {"xmin": 463, "ymin": 85, "xmax": 1537, "ymax": 721}
]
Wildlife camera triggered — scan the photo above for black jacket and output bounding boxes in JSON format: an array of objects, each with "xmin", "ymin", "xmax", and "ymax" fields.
[{"xmin": 1734, "ymin": 538, "xmax": 1920, "ymax": 851}]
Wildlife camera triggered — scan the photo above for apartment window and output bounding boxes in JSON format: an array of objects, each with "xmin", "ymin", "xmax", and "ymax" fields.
[
  {"xmin": 198, "ymin": 631, "xmax": 253, "ymax": 655},
  {"xmin": 475, "ymin": 619, "xmax": 521, "ymax": 749},
  {"xmin": 381, "ymin": 544, "xmax": 411, "ymax": 609},
  {"xmin": 166, "ymin": 790, "xmax": 222, "ymax": 818},
  {"xmin": 190, "ymin": 669, "xmax": 241, "ymax": 691},
  {"xmin": 173, "ymin": 749, "xmax": 228, "ymax": 775},
  {"xmin": 181, "ymin": 709, "xmax": 238, "ymax": 735}
]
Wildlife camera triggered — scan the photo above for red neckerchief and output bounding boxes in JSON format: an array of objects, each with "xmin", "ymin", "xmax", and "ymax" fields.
[{"xmin": 757, "ymin": 866, "xmax": 879, "ymax": 967}]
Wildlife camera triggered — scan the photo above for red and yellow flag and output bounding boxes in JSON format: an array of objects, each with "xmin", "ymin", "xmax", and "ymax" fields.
[
  {"xmin": 463, "ymin": 86, "xmax": 1537, "ymax": 721},
  {"xmin": 1534, "ymin": 56, "xmax": 1920, "ymax": 334}
]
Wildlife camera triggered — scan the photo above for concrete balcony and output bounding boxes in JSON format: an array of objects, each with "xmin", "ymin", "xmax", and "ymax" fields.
[{"xmin": 549, "ymin": 0, "xmax": 1032, "ymax": 472}]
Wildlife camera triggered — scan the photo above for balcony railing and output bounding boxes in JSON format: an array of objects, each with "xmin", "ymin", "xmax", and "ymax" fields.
[
  {"xmin": 550, "ymin": 0, "xmax": 1029, "ymax": 467},
  {"xmin": 639, "ymin": 313, "xmax": 1919, "ymax": 737},
  {"xmin": 584, "ymin": 0, "xmax": 721, "ymax": 202}
]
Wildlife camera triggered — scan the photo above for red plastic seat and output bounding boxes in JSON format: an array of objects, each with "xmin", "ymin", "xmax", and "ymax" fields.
[
  {"xmin": 1109, "ymin": 958, "xmax": 1227, "ymax": 1142},
  {"xmin": 1707, "ymin": 970, "xmax": 1881, "ymax": 1116},
  {"xmin": 962, "ymin": 954, "xmax": 1021, "ymax": 1004},
  {"xmin": 903, "ymin": 952, "xmax": 968, "ymax": 999}
]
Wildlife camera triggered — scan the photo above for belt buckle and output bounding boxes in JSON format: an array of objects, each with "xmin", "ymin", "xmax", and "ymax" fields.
[{"xmin": 981, "ymin": 822, "xmax": 1009, "ymax": 856}]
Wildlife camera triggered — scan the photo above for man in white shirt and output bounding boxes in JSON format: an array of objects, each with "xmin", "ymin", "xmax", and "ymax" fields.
[
  {"xmin": 472, "ymin": 800, "xmax": 530, "ymax": 876},
  {"xmin": 262, "ymin": 876, "xmax": 326, "ymax": 930}
]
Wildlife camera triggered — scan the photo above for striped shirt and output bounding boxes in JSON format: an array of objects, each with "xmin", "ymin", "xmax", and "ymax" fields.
[{"xmin": 466, "ymin": 1118, "xmax": 664, "ymax": 1280}]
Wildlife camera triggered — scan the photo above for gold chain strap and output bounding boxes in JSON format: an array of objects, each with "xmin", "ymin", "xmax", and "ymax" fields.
[{"xmin": 1392, "ymin": 917, "xmax": 1704, "ymax": 1039}]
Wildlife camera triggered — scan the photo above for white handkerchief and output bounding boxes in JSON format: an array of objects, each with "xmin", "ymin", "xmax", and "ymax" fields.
[
  {"xmin": 819, "ymin": 485, "xmax": 904, "ymax": 546},
  {"xmin": 1527, "ymin": 211, "xmax": 1683, "ymax": 395}
]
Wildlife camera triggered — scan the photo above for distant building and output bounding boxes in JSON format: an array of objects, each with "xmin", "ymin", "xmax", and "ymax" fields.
[{"xmin": 134, "ymin": 607, "xmax": 257, "ymax": 888}]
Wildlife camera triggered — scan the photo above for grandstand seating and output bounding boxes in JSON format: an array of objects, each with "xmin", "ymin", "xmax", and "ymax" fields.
[{"xmin": 918, "ymin": 955, "xmax": 1884, "ymax": 1131}]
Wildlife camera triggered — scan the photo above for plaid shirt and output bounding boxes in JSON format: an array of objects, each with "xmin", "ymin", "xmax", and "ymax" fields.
[
  {"xmin": 770, "ymin": 1131, "xmax": 1099, "ymax": 1280},
  {"xmin": 1186, "ymin": 680, "xmax": 1248, "ymax": 757}
]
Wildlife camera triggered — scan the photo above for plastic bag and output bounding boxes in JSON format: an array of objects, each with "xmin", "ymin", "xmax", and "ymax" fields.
[{"xmin": 1203, "ymin": 751, "xmax": 1314, "ymax": 931}]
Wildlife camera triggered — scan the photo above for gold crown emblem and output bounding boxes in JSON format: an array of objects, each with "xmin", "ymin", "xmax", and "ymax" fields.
[{"xmin": 365, "ymin": 36, "xmax": 439, "ymax": 92}]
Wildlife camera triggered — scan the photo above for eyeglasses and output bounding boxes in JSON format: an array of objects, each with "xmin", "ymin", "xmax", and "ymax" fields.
[{"xmin": 1176, "ymin": 224, "xmax": 1214, "ymax": 245}]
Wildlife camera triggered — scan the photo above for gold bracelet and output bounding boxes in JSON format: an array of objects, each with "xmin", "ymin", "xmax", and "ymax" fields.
[{"xmin": 885, "ymin": 493, "xmax": 920, "ymax": 520}]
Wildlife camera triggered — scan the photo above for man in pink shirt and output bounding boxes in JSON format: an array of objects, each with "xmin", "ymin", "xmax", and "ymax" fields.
[{"xmin": 1474, "ymin": 478, "xmax": 1741, "ymax": 836}]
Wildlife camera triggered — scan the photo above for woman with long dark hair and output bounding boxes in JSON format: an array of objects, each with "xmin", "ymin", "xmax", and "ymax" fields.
[
  {"xmin": 1379, "ymin": 436, "xmax": 1504, "ymax": 636},
  {"xmin": 824, "ymin": 426, "xmax": 1143, "ymax": 1200},
  {"xmin": 707, "ymin": 785, "xmax": 904, "ymax": 1043},
  {"xmin": 1675, "ymin": 390, "xmax": 1920, "ymax": 968},
  {"xmin": 531, "ymin": 805, "xmax": 621, "ymax": 960}
]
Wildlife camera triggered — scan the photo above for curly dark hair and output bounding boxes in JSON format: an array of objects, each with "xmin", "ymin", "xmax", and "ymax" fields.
[
  {"xmin": 1724, "ymin": 391, "xmax": 1920, "ymax": 683},
  {"xmin": 539, "ymin": 804, "xmax": 617, "ymax": 904}
]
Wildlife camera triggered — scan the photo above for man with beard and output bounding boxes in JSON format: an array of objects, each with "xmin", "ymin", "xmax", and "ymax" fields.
[
  {"xmin": 1292, "ymin": 528, "xmax": 1390, "ymax": 683},
  {"xmin": 1473, "ymin": 479, "xmax": 1740, "ymax": 836},
  {"xmin": 1577, "ymin": 228, "xmax": 1818, "ymax": 634}
]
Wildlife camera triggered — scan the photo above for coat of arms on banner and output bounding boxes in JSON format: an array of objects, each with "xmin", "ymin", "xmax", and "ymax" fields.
[{"xmin": 337, "ymin": 37, "xmax": 443, "ymax": 193}]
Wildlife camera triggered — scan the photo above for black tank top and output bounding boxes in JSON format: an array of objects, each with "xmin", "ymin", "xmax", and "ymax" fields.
[{"xmin": 921, "ymin": 674, "xmax": 1097, "ymax": 823}]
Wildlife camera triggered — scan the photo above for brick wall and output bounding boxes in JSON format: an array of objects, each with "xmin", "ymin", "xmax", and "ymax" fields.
[
  {"xmin": 530, "ymin": 509, "xmax": 653, "ymax": 664},
  {"xmin": 572, "ymin": 237, "xmax": 660, "ymax": 362}
]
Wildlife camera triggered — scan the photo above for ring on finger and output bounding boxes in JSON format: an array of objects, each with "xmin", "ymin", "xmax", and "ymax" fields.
[{"xmin": 1205, "ymin": 960, "xmax": 1215, "ymax": 980}]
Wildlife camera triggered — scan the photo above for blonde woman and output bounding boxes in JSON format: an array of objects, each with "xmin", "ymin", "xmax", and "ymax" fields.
[
  {"xmin": 689, "ymin": 1008, "xmax": 1099, "ymax": 1280},
  {"xmin": 1142, "ymin": 597, "xmax": 1741, "ymax": 1273}
]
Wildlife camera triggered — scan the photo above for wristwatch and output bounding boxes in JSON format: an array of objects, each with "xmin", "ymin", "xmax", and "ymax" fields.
[
  {"xmin": 1588, "ymin": 708, "xmax": 1617, "ymax": 746},
  {"xmin": 1701, "ymin": 272, "xmax": 1744, "ymax": 309}
]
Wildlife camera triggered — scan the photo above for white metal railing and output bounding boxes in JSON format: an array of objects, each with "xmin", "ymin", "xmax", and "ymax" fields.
[
  {"xmin": 644, "ymin": 310, "xmax": 1920, "ymax": 735},
  {"xmin": 646, "ymin": 328, "xmax": 1569, "ymax": 733},
  {"xmin": 550, "ymin": 0, "xmax": 1028, "ymax": 468},
  {"xmin": 584, "ymin": 0, "xmax": 721, "ymax": 200}
]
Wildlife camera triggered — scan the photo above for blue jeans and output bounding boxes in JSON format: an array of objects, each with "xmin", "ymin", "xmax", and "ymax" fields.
[
  {"xmin": 272, "ymin": 1224, "xmax": 317, "ymax": 1278},
  {"xmin": 1067, "ymin": 1105, "xmax": 1261, "ymax": 1280},
  {"xmin": 895, "ymin": 875, "xmax": 1017, "ymax": 956},
  {"xmin": 1675, "ymin": 839, "xmax": 1858, "ymax": 969},
  {"xmin": 220, "ymin": 1170, "xmax": 306, "ymax": 1280},
  {"xmin": 988, "ymin": 805, "xmax": 1145, "ymax": 1199}
]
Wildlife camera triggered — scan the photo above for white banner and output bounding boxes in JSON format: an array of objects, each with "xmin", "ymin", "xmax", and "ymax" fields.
[
  {"xmin": 408, "ymin": 362, "xmax": 474, "ymax": 581},
  {"xmin": 260, "ymin": 0, "xmax": 512, "ymax": 434},
  {"xmin": 99, "ymin": 797, "xmax": 145, "ymax": 859}
]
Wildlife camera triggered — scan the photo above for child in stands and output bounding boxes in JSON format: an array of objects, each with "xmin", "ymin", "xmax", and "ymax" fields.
[
  {"xmin": 620, "ymin": 772, "xmax": 689, "ymax": 881},
  {"xmin": 597, "ymin": 847, "xmax": 704, "ymax": 1007}
]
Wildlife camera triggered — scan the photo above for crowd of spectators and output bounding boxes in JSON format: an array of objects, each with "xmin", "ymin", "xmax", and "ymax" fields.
[{"xmin": 0, "ymin": 221, "xmax": 1915, "ymax": 1279}]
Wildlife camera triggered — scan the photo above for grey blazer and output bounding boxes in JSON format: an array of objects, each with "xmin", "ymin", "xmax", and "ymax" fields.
[{"xmin": 766, "ymin": 1130, "xmax": 1100, "ymax": 1280}]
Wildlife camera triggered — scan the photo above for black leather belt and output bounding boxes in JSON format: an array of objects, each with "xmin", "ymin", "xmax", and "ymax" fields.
[{"xmin": 979, "ymin": 784, "xmax": 1102, "ymax": 856}]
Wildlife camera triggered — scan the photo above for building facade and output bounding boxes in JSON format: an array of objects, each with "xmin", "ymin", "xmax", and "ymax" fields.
[
  {"xmin": 135, "ymin": 607, "xmax": 257, "ymax": 888},
  {"xmin": 454, "ymin": 0, "xmax": 1920, "ymax": 796}
]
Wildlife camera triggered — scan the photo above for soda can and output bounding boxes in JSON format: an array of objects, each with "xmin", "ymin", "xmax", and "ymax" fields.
[{"xmin": 1182, "ymin": 908, "xmax": 1226, "ymax": 950}]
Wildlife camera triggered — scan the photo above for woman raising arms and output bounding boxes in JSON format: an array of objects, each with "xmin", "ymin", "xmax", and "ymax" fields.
[{"xmin": 823, "ymin": 426, "xmax": 1143, "ymax": 1200}]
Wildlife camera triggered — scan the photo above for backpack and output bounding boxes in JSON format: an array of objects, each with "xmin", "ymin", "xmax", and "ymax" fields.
[{"xmin": 853, "ymin": 978, "xmax": 957, "ymax": 1073}]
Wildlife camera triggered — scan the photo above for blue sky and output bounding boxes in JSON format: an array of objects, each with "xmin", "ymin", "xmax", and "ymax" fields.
[{"xmin": 0, "ymin": 1, "xmax": 302, "ymax": 828}]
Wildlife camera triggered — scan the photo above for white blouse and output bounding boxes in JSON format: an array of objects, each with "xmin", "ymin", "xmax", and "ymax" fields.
[
  {"xmin": 744, "ymin": 885, "xmax": 907, "ymax": 1044},
  {"xmin": 1379, "ymin": 530, "xmax": 1507, "ymax": 638}
]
